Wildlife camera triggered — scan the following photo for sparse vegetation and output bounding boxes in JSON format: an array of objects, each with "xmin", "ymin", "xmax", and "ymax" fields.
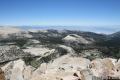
[{"xmin": 0, "ymin": 38, "xmax": 28, "ymax": 48}]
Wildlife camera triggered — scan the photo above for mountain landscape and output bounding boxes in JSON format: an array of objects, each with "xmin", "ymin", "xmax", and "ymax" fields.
[
  {"xmin": 0, "ymin": 0, "xmax": 120, "ymax": 79},
  {"xmin": 0, "ymin": 27, "xmax": 119, "ymax": 80}
]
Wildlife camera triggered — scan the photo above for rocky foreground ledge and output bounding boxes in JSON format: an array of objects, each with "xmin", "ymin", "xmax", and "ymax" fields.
[{"xmin": 0, "ymin": 54, "xmax": 120, "ymax": 80}]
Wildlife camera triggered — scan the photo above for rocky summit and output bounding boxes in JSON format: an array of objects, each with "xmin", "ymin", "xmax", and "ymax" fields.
[
  {"xmin": 1, "ymin": 56, "xmax": 120, "ymax": 80},
  {"xmin": 0, "ymin": 27, "xmax": 120, "ymax": 80}
]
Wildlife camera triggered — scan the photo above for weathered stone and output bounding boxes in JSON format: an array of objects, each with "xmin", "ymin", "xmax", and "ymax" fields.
[
  {"xmin": 0, "ymin": 68, "xmax": 5, "ymax": 80},
  {"xmin": 1, "ymin": 56, "xmax": 120, "ymax": 80}
]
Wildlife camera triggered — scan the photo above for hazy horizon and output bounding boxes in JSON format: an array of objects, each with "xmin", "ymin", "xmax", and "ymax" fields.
[
  {"xmin": 0, "ymin": 0, "xmax": 120, "ymax": 33},
  {"xmin": 0, "ymin": 25, "xmax": 120, "ymax": 34}
]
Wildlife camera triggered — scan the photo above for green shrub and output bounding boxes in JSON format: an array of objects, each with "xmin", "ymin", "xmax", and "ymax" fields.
[{"xmin": 14, "ymin": 38, "xmax": 28, "ymax": 48}]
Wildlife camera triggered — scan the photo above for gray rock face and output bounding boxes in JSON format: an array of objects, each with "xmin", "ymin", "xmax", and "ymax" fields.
[
  {"xmin": 56, "ymin": 45, "xmax": 75, "ymax": 55},
  {"xmin": 1, "ymin": 56, "xmax": 120, "ymax": 80},
  {"xmin": 1, "ymin": 56, "xmax": 90, "ymax": 80},
  {"xmin": 0, "ymin": 46, "xmax": 29, "ymax": 63},
  {"xmin": 1, "ymin": 59, "xmax": 34, "ymax": 80}
]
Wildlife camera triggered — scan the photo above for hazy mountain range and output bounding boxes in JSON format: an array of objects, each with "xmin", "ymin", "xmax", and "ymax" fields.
[{"xmin": 13, "ymin": 25, "xmax": 120, "ymax": 34}]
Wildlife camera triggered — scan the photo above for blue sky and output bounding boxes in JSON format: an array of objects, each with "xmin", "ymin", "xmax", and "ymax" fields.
[{"xmin": 0, "ymin": 0, "xmax": 120, "ymax": 33}]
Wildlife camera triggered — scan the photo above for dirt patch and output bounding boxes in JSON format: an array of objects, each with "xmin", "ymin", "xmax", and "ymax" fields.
[{"xmin": 0, "ymin": 68, "xmax": 5, "ymax": 80}]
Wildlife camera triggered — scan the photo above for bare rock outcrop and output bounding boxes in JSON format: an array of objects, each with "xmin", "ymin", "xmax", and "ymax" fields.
[
  {"xmin": 90, "ymin": 58, "xmax": 119, "ymax": 79},
  {"xmin": 63, "ymin": 34, "xmax": 93, "ymax": 45},
  {"xmin": 0, "ymin": 46, "xmax": 29, "ymax": 63},
  {"xmin": 1, "ymin": 56, "xmax": 120, "ymax": 80}
]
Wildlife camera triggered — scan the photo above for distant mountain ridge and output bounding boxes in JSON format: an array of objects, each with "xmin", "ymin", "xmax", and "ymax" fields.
[{"xmin": 18, "ymin": 25, "xmax": 120, "ymax": 34}]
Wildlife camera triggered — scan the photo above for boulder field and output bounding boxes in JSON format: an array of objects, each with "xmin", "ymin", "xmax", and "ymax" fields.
[{"xmin": 1, "ymin": 54, "xmax": 120, "ymax": 80}]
